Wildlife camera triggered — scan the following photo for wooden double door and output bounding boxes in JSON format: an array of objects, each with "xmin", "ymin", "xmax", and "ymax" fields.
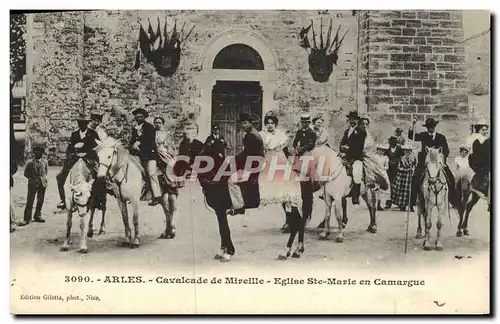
[{"xmin": 211, "ymin": 81, "xmax": 262, "ymax": 157}]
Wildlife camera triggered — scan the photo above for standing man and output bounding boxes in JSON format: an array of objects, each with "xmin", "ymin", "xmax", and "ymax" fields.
[
  {"xmin": 394, "ymin": 127, "xmax": 406, "ymax": 147},
  {"xmin": 89, "ymin": 112, "xmax": 107, "ymax": 141},
  {"xmin": 408, "ymin": 117, "xmax": 458, "ymax": 210},
  {"xmin": 56, "ymin": 113, "xmax": 100, "ymax": 210},
  {"xmin": 129, "ymin": 108, "xmax": 162, "ymax": 206},
  {"xmin": 19, "ymin": 146, "xmax": 48, "ymax": 226},
  {"xmin": 227, "ymin": 113, "xmax": 264, "ymax": 215},
  {"xmin": 292, "ymin": 114, "xmax": 317, "ymax": 222},
  {"xmin": 203, "ymin": 124, "xmax": 227, "ymax": 180},
  {"xmin": 339, "ymin": 111, "xmax": 366, "ymax": 205}
]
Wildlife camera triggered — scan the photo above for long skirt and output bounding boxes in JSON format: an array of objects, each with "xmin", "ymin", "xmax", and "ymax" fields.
[
  {"xmin": 259, "ymin": 150, "xmax": 302, "ymax": 207},
  {"xmin": 391, "ymin": 169, "xmax": 413, "ymax": 207},
  {"xmin": 157, "ymin": 149, "xmax": 186, "ymax": 189}
]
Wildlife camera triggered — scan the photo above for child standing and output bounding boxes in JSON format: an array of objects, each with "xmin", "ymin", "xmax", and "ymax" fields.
[
  {"xmin": 374, "ymin": 144, "xmax": 390, "ymax": 210},
  {"xmin": 19, "ymin": 146, "xmax": 48, "ymax": 226},
  {"xmin": 455, "ymin": 145, "xmax": 473, "ymax": 181},
  {"xmin": 391, "ymin": 144, "xmax": 417, "ymax": 211}
]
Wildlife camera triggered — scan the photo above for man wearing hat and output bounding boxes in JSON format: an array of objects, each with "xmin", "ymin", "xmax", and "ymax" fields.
[
  {"xmin": 19, "ymin": 145, "xmax": 48, "ymax": 226},
  {"xmin": 291, "ymin": 114, "xmax": 318, "ymax": 221},
  {"xmin": 89, "ymin": 111, "xmax": 107, "ymax": 141},
  {"xmin": 339, "ymin": 111, "xmax": 367, "ymax": 204},
  {"xmin": 130, "ymin": 108, "xmax": 162, "ymax": 206},
  {"xmin": 56, "ymin": 113, "xmax": 100, "ymax": 210},
  {"xmin": 409, "ymin": 117, "xmax": 458, "ymax": 209},
  {"xmin": 394, "ymin": 127, "xmax": 406, "ymax": 147},
  {"xmin": 385, "ymin": 136, "xmax": 403, "ymax": 208},
  {"xmin": 203, "ymin": 123, "xmax": 227, "ymax": 180},
  {"xmin": 227, "ymin": 113, "xmax": 264, "ymax": 215}
]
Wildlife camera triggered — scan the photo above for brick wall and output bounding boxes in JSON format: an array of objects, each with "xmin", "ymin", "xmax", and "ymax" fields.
[{"xmin": 360, "ymin": 10, "xmax": 470, "ymax": 151}]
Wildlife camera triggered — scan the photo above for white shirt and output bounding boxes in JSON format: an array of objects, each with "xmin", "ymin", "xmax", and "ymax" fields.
[
  {"xmin": 428, "ymin": 132, "xmax": 436, "ymax": 141},
  {"xmin": 79, "ymin": 129, "xmax": 87, "ymax": 139},
  {"xmin": 348, "ymin": 126, "xmax": 356, "ymax": 138}
]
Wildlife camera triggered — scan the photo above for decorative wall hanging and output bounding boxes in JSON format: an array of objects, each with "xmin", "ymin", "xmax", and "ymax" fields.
[
  {"xmin": 299, "ymin": 17, "xmax": 348, "ymax": 83},
  {"xmin": 134, "ymin": 17, "xmax": 195, "ymax": 77}
]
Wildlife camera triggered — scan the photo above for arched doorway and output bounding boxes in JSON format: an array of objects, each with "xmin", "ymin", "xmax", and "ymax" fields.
[
  {"xmin": 211, "ymin": 44, "xmax": 264, "ymax": 156},
  {"xmin": 196, "ymin": 30, "xmax": 278, "ymax": 153}
]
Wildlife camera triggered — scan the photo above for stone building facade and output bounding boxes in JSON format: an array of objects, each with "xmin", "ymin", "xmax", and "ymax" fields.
[{"xmin": 24, "ymin": 10, "xmax": 472, "ymax": 165}]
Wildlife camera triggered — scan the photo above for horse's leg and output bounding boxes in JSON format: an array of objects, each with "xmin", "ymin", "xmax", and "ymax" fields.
[
  {"xmin": 435, "ymin": 200, "xmax": 444, "ymax": 251},
  {"xmin": 168, "ymin": 194, "xmax": 177, "ymax": 238},
  {"xmin": 281, "ymin": 202, "xmax": 290, "ymax": 233},
  {"xmin": 159, "ymin": 193, "xmax": 171, "ymax": 239},
  {"xmin": 341, "ymin": 197, "xmax": 348, "ymax": 228},
  {"xmin": 118, "ymin": 199, "xmax": 132, "ymax": 247},
  {"xmin": 215, "ymin": 208, "xmax": 234, "ymax": 262},
  {"xmin": 463, "ymin": 192, "xmax": 480, "ymax": 236},
  {"xmin": 423, "ymin": 201, "xmax": 433, "ymax": 251},
  {"xmin": 333, "ymin": 197, "xmax": 344, "ymax": 243},
  {"xmin": 292, "ymin": 212, "xmax": 306, "ymax": 256},
  {"xmin": 319, "ymin": 186, "xmax": 331, "ymax": 240},
  {"xmin": 364, "ymin": 188, "xmax": 378, "ymax": 233},
  {"xmin": 280, "ymin": 210, "xmax": 299, "ymax": 260},
  {"xmin": 130, "ymin": 199, "xmax": 140, "ymax": 248},
  {"xmin": 61, "ymin": 204, "xmax": 73, "ymax": 251},
  {"xmin": 87, "ymin": 202, "xmax": 95, "ymax": 238},
  {"xmin": 98, "ymin": 206, "xmax": 106, "ymax": 235},
  {"xmin": 415, "ymin": 195, "xmax": 423, "ymax": 239},
  {"xmin": 79, "ymin": 208, "xmax": 91, "ymax": 253},
  {"xmin": 456, "ymin": 191, "xmax": 466, "ymax": 237}
]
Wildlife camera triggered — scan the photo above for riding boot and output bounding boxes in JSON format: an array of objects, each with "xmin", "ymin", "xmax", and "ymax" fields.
[{"xmin": 351, "ymin": 183, "xmax": 361, "ymax": 205}]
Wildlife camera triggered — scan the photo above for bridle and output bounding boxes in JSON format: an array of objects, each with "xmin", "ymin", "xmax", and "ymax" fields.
[{"xmin": 425, "ymin": 158, "xmax": 447, "ymax": 206}]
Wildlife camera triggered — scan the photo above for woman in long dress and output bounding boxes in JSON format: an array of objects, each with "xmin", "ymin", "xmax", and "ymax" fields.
[
  {"xmin": 391, "ymin": 144, "xmax": 416, "ymax": 211},
  {"xmin": 259, "ymin": 113, "xmax": 302, "ymax": 208}
]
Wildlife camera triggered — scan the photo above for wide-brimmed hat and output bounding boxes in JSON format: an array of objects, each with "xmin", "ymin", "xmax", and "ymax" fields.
[
  {"xmin": 475, "ymin": 119, "xmax": 489, "ymax": 127},
  {"xmin": 395, "ymin": 127, "xmax": 403, "ymax": 133},
  {"xmin": 423, "ymin": 117, "xmax": 439, "ymax": 128},
  {"xmin": 74, "ymin": 142, "xmax": 87, "ymax": 157},
  {"xmin": 300, "ymin": 114, "xmax": 311, "ymax": 122},
  {"xmin": 388, "ymin": 136, "xmax": 398, "ymax": 144},
  {"xmin": 132, "ymin": 108, "xmax": 149, "ymax": 118},
  {"xmin": 346, "ymin": 111, "xmax": 360, "ymax": 120},
  {"xmin": 238, "ymin": 113, "xmax": 251, "ymax": 122},
  {"xmin": 76, "ymin": 112, "xmax": 91, "ymax": 122},
  {"xmin": 90, "ymin": 111, "xmax": 103, "ymax": 122}
]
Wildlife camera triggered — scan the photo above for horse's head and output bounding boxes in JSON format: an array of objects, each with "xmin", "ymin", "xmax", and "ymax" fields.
[
  {"xmin": 94, "ymin": 137, "xmax": 121, "ymax": 179},
  {"xmin": 425, "ymin": 146, "xmax": 444, "ymax": 179},
  {"xmin": 70, "ymin": 181, "xmax": 93, "ymax": 216}
]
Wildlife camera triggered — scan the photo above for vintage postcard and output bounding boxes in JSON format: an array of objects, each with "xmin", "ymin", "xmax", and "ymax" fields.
[{"xmin": 9, "ymin": 9, "xmax": 491, "ymax": 314}]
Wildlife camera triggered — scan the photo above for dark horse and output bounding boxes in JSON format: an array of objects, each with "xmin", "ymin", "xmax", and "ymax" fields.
[{"xmin": 184, "ymin": 139, "xmax": 261, "ymax": 262}]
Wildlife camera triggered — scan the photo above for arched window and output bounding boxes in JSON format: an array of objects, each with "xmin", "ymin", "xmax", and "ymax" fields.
[{"xmin": 212, "ymin": 44, "xmax": 264, "ymax": 70}]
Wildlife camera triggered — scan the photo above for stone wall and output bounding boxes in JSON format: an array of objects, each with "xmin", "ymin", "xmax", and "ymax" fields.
[{"xmin": 359, "ymin": 10, "xmax": 470, "ymax": 152}]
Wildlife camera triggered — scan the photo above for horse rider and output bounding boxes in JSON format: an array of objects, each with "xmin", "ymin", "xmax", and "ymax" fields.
[
  {"xmin": 339, "ymin": 111, "xmax": 367, "ymax": 205},
  {"xmin": 468, "ymin": 121, "xmax": 490, "ymax": 204},
  {"xmin": 408, "ymin": 117, "xmax": 459, "ymax": 210},
  {"xmin": 466, "ymin": 119, "xmax": 488, "ymax": 163},
  {"xmin": 227, "ymin": 113, "xmax": 264, "ymax": 215},
  {"xmin": 56, "ymin": 113, "xmax": 100, "ymax": 210},
  {"xmin": 291, "ymin": 114, "xmax": 317, "ymax": 222},
  {"xmin": 129, "ymin": 108, "xmax": 162, "ymax": 206}
]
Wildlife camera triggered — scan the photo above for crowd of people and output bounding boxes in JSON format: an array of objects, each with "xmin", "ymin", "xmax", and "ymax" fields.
[{"xmin": 9, "ymin": 106, "xmax": 491, "ymax": 234}]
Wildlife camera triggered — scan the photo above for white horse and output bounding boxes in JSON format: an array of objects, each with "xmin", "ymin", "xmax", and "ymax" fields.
[
  {"xmin": 95, "ymin": 137, "xmax": 143, "ymax": 248},
  {"xmin": 416, "ymin": 147, "xmax": 448, "ymax": 251},
  {"xmin": 60, "ymin": 158, "xmax": 96, "ymax": 253}
]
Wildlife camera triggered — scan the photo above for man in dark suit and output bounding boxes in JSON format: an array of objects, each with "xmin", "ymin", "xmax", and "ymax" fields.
[
  {"xmin": 227, "ymin": 113, "xmax": 264, "ymax": 215},
  {"xmin": 56, "ymin": 113, "xmax": 100, "ymax": 210},
  {"xmin": 203, "ymin": 124, "xmax": 227, "ymax": 180},
  {"xmin": 291, "ymin": 114, "xmax": 317, "ymax": 222},
  {"xmin": 129, "ymin": 108, "xmax": 162, "ymax": 206},
  {"xmin": 409, "ymin": 117, "xmax": 458, "ymax": 209},
  {"xmin": 339, "ymin": 111, "xmax": 367, "ymax": 204}
]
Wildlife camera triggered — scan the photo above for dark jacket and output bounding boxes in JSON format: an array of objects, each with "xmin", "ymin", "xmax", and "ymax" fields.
[
  {"xmin": 67, "ymin": 128, "xmax": 100, "ymax": 161},
  {"xmin": 292, "ymin": 127, "xmax": 317, "ymax": 155},
  {"xmin": 470, "ymin": 138, "xmax": 490, "ymax": 173},
  {"xmin": 408, "ymin": 130, "xmax": 450, "ymax": 165},
  {"xmin": 203, "ymin": 134, "xmax": 227, "ymax": 159},
  {"xmin": 340, "ymin": 126, "xmax": 367, "ymax": 160},
  {"xmin": 24, "ymin": 158, "xmax": 48, "ymax": 188},
  {"xmin": 236, "ymin": 129, "xmax": 264, "ymax": 179},
  {"xmin": 130, "ymin": 121, "xmax": 156, "ymax": 162}
]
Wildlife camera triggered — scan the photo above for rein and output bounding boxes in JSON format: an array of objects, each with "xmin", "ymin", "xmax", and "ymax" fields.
[{"xmin": 99, "ymin": 147, "xmax": 130, "ymax": 199}]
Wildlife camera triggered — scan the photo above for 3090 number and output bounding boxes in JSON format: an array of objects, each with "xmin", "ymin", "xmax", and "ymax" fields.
[{"xmin": 64, "ymin": 276, "xmax": 91, "ymax": 283}]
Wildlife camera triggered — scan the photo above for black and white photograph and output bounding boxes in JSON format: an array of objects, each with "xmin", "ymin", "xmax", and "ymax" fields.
[{"xmin": 8, "ymin": 8, "xmax": 491, "ymax": 314}]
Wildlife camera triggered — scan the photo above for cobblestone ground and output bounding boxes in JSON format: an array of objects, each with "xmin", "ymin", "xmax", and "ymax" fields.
[{"xmin": 10, "ymin": 167, "xmax": 490, "ymax": 270}]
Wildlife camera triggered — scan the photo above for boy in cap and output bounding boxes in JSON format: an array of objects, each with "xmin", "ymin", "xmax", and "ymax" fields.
[
  {"xmin": 19, "ymin": 146, "xmax": 48, "ymax": 226},
  {"xmin": 227, "ymin": 113, "xmax": 264, "ymax": 215},
  {"xmin": 130, "ymin": 108, "xmax": 162, "ymax": 206},
  {"xmin": 339, "ymin": 111, "xmax": 367, "ymax": 204},
  {"xmin": 56, "ymin": 113, "xmax": 100, "ymax": 210},
  {"xmin": 409, "ymin": 117, "xmax": 458, "ymax": 210},
  {"xmin": 394, "ymin": 127, "xmax": 406, "ymax": 147},
  {"xmin": 291, "ymin": 114, "xmax": 317, "ymax": 221}
]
